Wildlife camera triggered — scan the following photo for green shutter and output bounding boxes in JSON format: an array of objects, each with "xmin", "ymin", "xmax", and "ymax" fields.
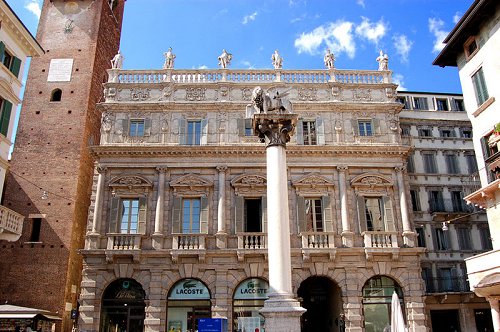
[
  {"xmin": 237, "ymin": 118, "xmax": 246, "ymax": 137},
  {"xmin": 351, "ymin": 119, "xmax": 359, "ymax": 135},
  {"xmin": 0, "ymin": 42, "xmax": 5, "ymax": 62},
  {"xmin": 316, "ymin": 117, "xmax": 325, "ymax": 145},
  {"xmin": 0, "ymin": 100, "xmax": 12, "ymax": 137},
  {"xmin": 383, "ymin": 196, "xmax": 395, "ymax": 231},
  {"xmin": 137, "ymin": 197, "xmax": 147, "ymax": 234},
  {"xmin": 121, "ymin": 119, "xmax": 129, "ymax": 135},
  {"xmin": 109, "ymin": 196, "xmax": 120, "ymax": 233},
  {"xmin": 261, "ymin": 196, "xmax": 267, "ymax": 232},
  {"xmin": 200, "ymin": 196, "xmax": 209, "ymax": 234},
  {"xmin": 178, "ymin": 118, "xmax": 186, "ymax": 145},
  {"xmin": 322, "ymin": 196, "xmax": 333, "ymax": 232},
  {"xmin": 144, "ymin": 118, "xmax": 152, "ymax": 136},
  {"xmin": 10, "ymin": 57, "xmax": 21, "ymax": 78},
  {"xmin": 357, "ymin": 196, "xmax": 367, "ymax": 232},
  {"xmin": 296, "ymin": 120, "xmax": 304, "ymax": 145},
  {"xmin": 296, "ymin": 196, "xmax": 306, "ymax": 233},
  {"xmin": 171, "ymin": 197, "xmax": 182, "ymax": 233},
  {"xmin": 234, "ymin": 196, "xmax": 244, "ymax": 233},
  {"xmin": 201, "ymin": 118, "xmax": 208, "ymax": 145}
]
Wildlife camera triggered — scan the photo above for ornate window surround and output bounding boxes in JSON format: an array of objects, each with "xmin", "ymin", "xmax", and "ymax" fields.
[{"xmin": 292, "ymin": 173, "xmax": 335, "ymax": 197}]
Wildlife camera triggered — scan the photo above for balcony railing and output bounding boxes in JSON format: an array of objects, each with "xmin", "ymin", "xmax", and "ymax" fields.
[
  {"xmin": 237, "ymin": 233, "xmax": 267, "ymax": 249},
  {"xmin": 106, "ymin": 233, "xmax": 142, "ymax": 250},
  {"xmin": 301, "ymin": 232, "xmax": 335, "ymax": 249},
  {"xmin": 172, "ymin": 234, "xmax": 206, "ymax": 250},
  {"xmin": 0, "ymin": 205, "xmax": 24, "ymax": 242},
  {"xmin": 363, "ymin": 231, "xmax": 398, "ymax": 248},
  {"xmin": 424, "ymin": 276, "xmax": 470, "ymax": 293}
]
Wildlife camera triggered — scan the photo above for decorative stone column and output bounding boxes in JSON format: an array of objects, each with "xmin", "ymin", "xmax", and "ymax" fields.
[
  {"xmin": 152, "ymin": 167, "xmax": 167, "ymax": 250},
  {"xmin": 253, "ymin": 112, "xmax": 306, "ymax": 332},
  {"xmin": 216, "ymin": 165, "xmax": 228, "ymax": 249},
  {"xmin": 337, "ymin": 166, "xmax": 354, "ymax": 247},
  {"xmin": 395, "ymin": 166, "xmax": 415, "ymax": 247},
  {"xmin": 489, "ymin": 298, "xmax": 500, "ymax": 332},
  {"xmin": 88, "ymin": 165, "xmax": 106, "ymax": 249}
]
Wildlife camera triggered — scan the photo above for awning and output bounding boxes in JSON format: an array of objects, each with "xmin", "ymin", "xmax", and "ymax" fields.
[{"xmin": 0, "ymin": 304, "xmax": 61, "ymax": 321}]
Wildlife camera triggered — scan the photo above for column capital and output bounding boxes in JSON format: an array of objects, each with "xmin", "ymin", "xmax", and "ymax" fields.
[
  {"xmin": 96, "ymin": 165, "xmax": 107, "ymax": 174},
  {"xmin": 253, "ymin": 113, "xmax": 298, "ymax": 148},
  {"xmin": 216, "ymin": 165, "xmax": 228, "ymax": 173},
  {"xmin": 156, "ymin": 166, "xmax": 168, "ymax": 173},
  {"xmin": 337, "ymin": 166, "xmax": 348, "ymax": 172},
  {"xmin": 395, "ymin": 166, "xmax": 406, "ymax": 173}
]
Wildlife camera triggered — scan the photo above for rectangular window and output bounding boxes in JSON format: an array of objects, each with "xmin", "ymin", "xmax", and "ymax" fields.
[
  {"xmin": 358, "ymin": 120, "xmax": 373, "ymax": 136},
  {"xmin": 401, "ymin": 125, "xmax": 411, "ymax": 137},
  {"xmin": 182, "ymin": 198, "xmax": 201, "ymax": 233},
  {"xmin": 119, "ymin": 198, "xmax": 139, "ymax": 233},
  {"xmin": 187, "ymin": 120, "xmax": 202, "ymax": 145},
  {"xmin": 457, "ymin": 228, "xmax": 472, "ymax": 250},
  {"xmin": 396, "ymin": 97, "xmax": 409, "ymax": 109},
  {"xmin": 479, "ymin": 227, "xmax": 493, "ymax": 250},
  {"xmin": 452, "ymin": 99, "xmax": 465, "ymax": 112},
  {"xmin": 30, "ymin": 218, "xmax": 42, "ymax": 242},
  {"xmin": 305, "ymin": 198, "xmax": 323, "ymax": 232},
  {"xmin": 422, "ymin": 267, "xmax": 434, "ymax": 293},
  {"xmin": 418, "ymin": 128, "xmax": 432, "ymax": 137},
  {"xmin": 472, "ymin": 68, "xmax": 489, "ymax": 106},
  {"xmin": 407, "ymin": 155, "xmax": 415, "ymax": 173},
  {"xmin": 440, "ymin": 129, "xmax": 455, "ymax": 138},
  {"xmin": 445, "ymin": 154, "xmax": 460, "ymax": 174},
  {"xmin": 302, "ymin": 121, "xmax": 317, "ymax": 145},
  {"xmin": 129, "ymin": 119, "xmax": 145, "ymax": 137},
  {"xmin": 438, "ymin": 268, "xmax": 454, "ymax": 291},
  {"xmin": 451, "ymin": 191, "xmax": 466, "ymax": 212},
  {"xmin": 416, "ymin": 227, "xmax": 426, "ymax": 247},
  {"xmin": 414, "ymin": 97, "xmax": 428, "ymax": 110},
  {"xmin": 428, "ymin": 191, "xmax": 445, "ymax": 212},
  {"xmin": 435, "ymin": 228, "xmax": 450, "ymax": 250},
  {"xmin": 410, "ymin": 190, "xmax": 421, "ymax": 211},
  {"xmin": 460, "ymin": 129, "xmax": 472, "ymax": 138},
  {"xmin": 436, "ymin": 98, "xmax": 449, "ymax": 111},
  {"xmin": 422, "ymin": 153, "xmax": 438, "ymax": 173},
  {"xmin": 244, "ymin": 198, "xmax": 262, "ymax": 232},
  {"xmin": 244, "ymin": 118, "xmax": 253, "ymax": 136},
  {"xmin": 465, "ymin": 154, "xmax": 478, "ymax": 173},
  {"xmin": 0, "ymin": 98, "xmax": 12, "ymax": 137},
  {"xmin": 0, "ymin": 42, "xmax": 21, "ymax": 78}
]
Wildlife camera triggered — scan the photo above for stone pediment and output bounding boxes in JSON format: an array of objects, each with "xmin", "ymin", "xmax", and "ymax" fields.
[
  {"xmin": 109, "ymin": 175, "xmax": 153, "ymax": 189},
  {"xmin": 292, "ymin": 173, "xmax": 334, "ymax": 196},
  {"xmin": 350, "ymin": 173, "xmax": 393, "ymax": 188},
  {"xmin": 170, "ymin": 173, "xmax": 213, "ymax": 197},
  {"xmin": 231, "ymin": 174, "xmax": 267, "ymax": 197}
]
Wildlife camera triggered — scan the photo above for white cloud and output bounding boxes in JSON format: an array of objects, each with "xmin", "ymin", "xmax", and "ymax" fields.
[
  {"xmin": 428, "ymin": 17, "xmax": 448, "ymax": 53},
  {"xmin": 392, "ymin": 73, "xmax": 407, "ymax": 91},
  {"xmin": 355, "ymin": 17, "xmax": 387, "ymax": 45},
  {"xmin": 453, "ymin": 12, "xmax": 462, "ymax": 24},
  {"xmin": 198, "ymin": 65, "xmax": 208, "ymax": 69},
  {"xmin": 392, "ymin": 34, "xmax": 413, "ymax": 63},
  {"xmin": 24, "ymin": 0, "xmax": 41, "ymax": 18},
  {"xmin": 294, "ymin": 20, "xmax": 355, "ymax": 58},
  {"xmin": 242, "ymin": 12, "xmax": 258, "ymax": 25},
  {"xmin": 240, "ymin": 60, "xmax": 254, "ymax": 69},
  {"xmin": 357, "ymin": 0, "xmax": 365, "ymax": 8}
]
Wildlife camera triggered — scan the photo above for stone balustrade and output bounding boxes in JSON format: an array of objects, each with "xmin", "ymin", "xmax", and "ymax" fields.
[
  {"xmin": 107, "ymin": 233, "xmax": 142, "ymax": 250},
  {"xmin": 108, "ymin": 68, "xmax": 391, "ymax": 85},
  {"xmin": 238, "ymin": 233, "xmax": 267, "ymax": 249},
  {"xmin": 300, "ymin": 232, "xmax": 336, "ymax": 249},
  {"xmin": 0, "ymin": 205, "xmax": 24, "ymax": 242},
  {"xmin": 173, "ymin": 234, "xmax": 206, "ymax": 250},
  {"xmin": 362, "ymin": 231, "xmax": 398, "ymax": 248}
]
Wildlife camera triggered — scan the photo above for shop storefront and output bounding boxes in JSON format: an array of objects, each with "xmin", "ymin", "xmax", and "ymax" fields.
[
  {"xmin": 167, "ymin": 279, "xmax": 211, "ymax": 332},
  {"xmin": 233, "ymin": 278, "xmax": 268, "ymax": 332}
]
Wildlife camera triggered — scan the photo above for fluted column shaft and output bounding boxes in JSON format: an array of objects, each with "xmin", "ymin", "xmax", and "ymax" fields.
[
  {"xmin": 217, "ymin": 166, "xmax": 227, "ymax": 234},
  {"xmin": 91, "ymin": 166, "xmax": 106, "ymax": 234}
]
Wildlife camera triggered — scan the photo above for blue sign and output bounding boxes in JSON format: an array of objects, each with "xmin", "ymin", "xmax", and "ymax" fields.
[{"xmin": 198, "ymin": 318, "xmax": 228, "ymax": 332}]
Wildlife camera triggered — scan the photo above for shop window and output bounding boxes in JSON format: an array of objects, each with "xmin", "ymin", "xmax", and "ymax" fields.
[
  {"xmin": 0, "ymin": 97, "xmax": 13, "ymax": 137},
  {"xmin": 233, "ymin": 278, "xmax": 268, "ymax": 332},
  {"xmin": 0, "ymin": 41, "xmax": 21, "ymax": 78},
  {"xmin": 50, "ymin": 88, "xmax": 62, "ymax": 102},
  {"xmin": 472, "ymin": 67, "xmax": 489, "ymax": 106},
  {"xmin": 362, "ymin": 276, "xmax": 404, "ymax": 332},
  {"xmin": 296, "ymin": 118, "xmax": 325, "ymax": 145}
]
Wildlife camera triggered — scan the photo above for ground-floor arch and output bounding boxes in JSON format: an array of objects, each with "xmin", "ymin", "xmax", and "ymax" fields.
[
  {"xmin": 298, "ymin": 276, "xmax": 343, "ymax": 332},
  {"xmin": 232, "ymin": 277, "xmax": 269, "ymax": 331}
]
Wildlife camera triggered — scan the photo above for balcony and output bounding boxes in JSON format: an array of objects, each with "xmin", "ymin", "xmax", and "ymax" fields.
[
  {"xmin": 105, "ymin": 233, "xmax": 142, "ymax": 262},
  {"xmin": 362, "ymin": 231, "xmax": 399, "ymax": 260},
  {"xmin": 300, "ymin": 232, "xmax": 336, "ymax": 260},
  {"xmin": 424, "ymin": 276, "xmax": 470, "ymax": 294},
  {"xmin": 171, "ymin": 233, "xmax": 206, "ymax": 262},
  {"xmin": 236, "ymin": 233, "xmax": 267, "ymax": 261},
  {"xmin": 0, "ymin": 205, "xmax": 25, "ymax": 242}
]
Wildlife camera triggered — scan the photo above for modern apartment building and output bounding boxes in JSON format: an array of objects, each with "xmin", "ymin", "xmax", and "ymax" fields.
[{"xmin": 434, "ymin": 0, "xmax": 500, "ymax": 330}]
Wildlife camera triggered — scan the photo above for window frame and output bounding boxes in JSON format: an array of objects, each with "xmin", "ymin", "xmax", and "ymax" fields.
[
  {"xmin": 436, "ymin": 98, "xmax": 449, "ymax": 111},
  {"xmin": 413, "ymin": 97, "xmax": 428, "ymax": 110},
  {"xmin": 472, "ymin": 67, "xmax": 489, "ymax": 106},
  {"xmin": 444, "ymin": 153, "xmax": 460, "ymax": 174},
  {"xmin": 358, "ymin": 120, "xmax": 373, "ymax": 137},
  {"xmin": 464, "ymin": 36, "xmax": 479, "ymax": 60},
  {"xmin": 422, "ymin": 152, "xmax": 438, "ymax": 173},
  {"xmin": 302, "ymin": 120, "xmax": 317, "ymax": 145},
  {"xmin": 182, "ymin": 198, "xmax": 201, "ymax": 234}
]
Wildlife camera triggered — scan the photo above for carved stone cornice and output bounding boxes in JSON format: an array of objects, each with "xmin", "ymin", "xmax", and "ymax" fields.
[
  {"xmin": 292, "ymin": 173, "xmax": 335, "ymax": 196},
  {"xmin": 170, "ymin": 173, "xmax": 213, "ymax": 197},
  {"xmin": 231, "ymin": 174, "xmax": 267, "ymax": 197},
  {"xmin": 108, "ymin": 175, "xmax": 153, "ymax": 194},
  {"xmin": 350, "ymin": 173, "xmax": 393, "ymax": 195}
]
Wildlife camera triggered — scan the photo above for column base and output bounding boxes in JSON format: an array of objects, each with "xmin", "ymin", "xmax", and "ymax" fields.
[
  {"xmin": 216, "ymin": 232, "xmax": 227, "ymax": 249},
  {"xmin": 341, "ymin": 231, "xmax": 355, "ymax": 247},
  {"xmin": 260, "ymin": 293, "xmax": 306, "ymax": 332}
]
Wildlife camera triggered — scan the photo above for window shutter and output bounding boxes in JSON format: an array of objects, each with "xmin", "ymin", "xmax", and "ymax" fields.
[
  {"xmin": 200, "ymin": 196, "xmax": 209, "ymax": 233},
  {"xmin": 108, "ymin": 196, "xmax": 120, "ymax": 233},
  {"xmin": 10, "ymin": 56, "xmax": 21, "ymax": 78},
  {"xmin": 432, "ymin": 228, "xmax": 439, "ymax": 250},
  {"xmin": 144, "ymin": 118, "xmax": 152, "ymax": 136},
  {"xmin": 178, "ymin": 118, "xmax": 186, "ymax": 145},
  {"xmin": 351, "ymin": 119, "xmax": 359, "ymax": 135},
  {"xmin": 0, "ymin": 100, "xmax": 12, "ymax": 137},
  {"xmin": 0, "ymin": 42, "xmax": 5, "ymax": 61},
  {"xmin": 357, "ymin": 196, "xmax": 367, "ymax": 232},
  {"xmin": 200, "ymin": 118, "xmax": 208, "ymax": 145},
  {"xmin": 296, "ymin": 196, "xmax": 306, "ymax": 233},
  {"xmin": 121, "ymin": 119, "xmax": 129, "ymax": 135},
  {"xmin": 296, "ymin": 119, "xmax": 304, "ymax": 145},
  {"xmin": 171, "ymin": 197, "xmax": 182, "ymax": 233},
  {"xmin": 383, "ymin": 196, "xmax": 395, "ymax": 231},
  {"xmin": 237, "ymin": 118, "xmax": 246, "ymax": 137},
  {"xmin": 316, "ymin": 117, "xmax": 325, "ymax": 145},
  {"xmin": 261, "ymin": 196, "xmax": 267, "ymax": 232},
  {"xmin": 137, "ymin": 197, "xmax": 147, "ymax": 234},
  {"xmin": 234, "ymin": 196, "xmax": 244, "ymax": 233},
  {"xmin": 372, "ymin": 118, "xmax": 380, "ymax": 135},
  {"xmin": 322, "ymin": 196, "xmax": 333, "ymax": 232}
]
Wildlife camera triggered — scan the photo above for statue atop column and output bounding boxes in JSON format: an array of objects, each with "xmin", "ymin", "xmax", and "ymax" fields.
[
  {"xmin": 163, "ymin": 47, "xmax": 176, "ymax": 69},
  {"xmin": 218, "ymin": 49, "xmax": 232, "ymax": 68},
  {"xmin": 376, "ymin": 50, "xmax": 389, "ymax": 71},
  {"xmin": 271, "ymin": 50, "xmax": 283, "ymax": 69},
  {"xmin": 324, "ymin": 49, "xmax": 335, "ymax": 69},
  {"xmin": 248, "ymin": 86, "xmax": 292, "ymax": 115},
  {"xmin": 111, "ymin": 50, "xmax": 124, "ymax": 69}
]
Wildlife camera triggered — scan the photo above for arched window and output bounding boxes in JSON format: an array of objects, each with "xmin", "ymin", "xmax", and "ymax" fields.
[
  {"xmin": 233, "ymin": 278, "xmax": 268, "ymax": 331},
  {"xmin": 362, "ymin": 276, "xmax": 404, "ymax": 332},
  {"xmin": 50, "ymin": 89, "xmax": 62, "ymax": 102}
]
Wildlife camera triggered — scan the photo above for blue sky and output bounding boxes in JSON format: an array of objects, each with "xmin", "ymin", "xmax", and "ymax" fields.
[{"xmin": 12, "ymin": 0, "xmax": 472, "ymax": 94}]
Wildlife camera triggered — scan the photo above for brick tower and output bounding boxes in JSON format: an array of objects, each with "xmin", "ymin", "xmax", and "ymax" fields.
[{"xmin": 0, "ymin": 1, "xmax": 124, "ymax": 330}]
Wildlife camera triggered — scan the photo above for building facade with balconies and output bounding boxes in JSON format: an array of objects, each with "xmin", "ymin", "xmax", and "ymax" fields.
[
  {"xmin": 434, "ymin": 0, "xmax": 500, "ymax": 330},
  {"xmin": 78, "ymin": 66, "xmax": 431, "ymax": 332},
  {"xmin": 398, "ymin": 91, "xmax": 492, "ymax": 332},
  {"xmin": 0, "ymin": 0, "xmax": 43, "ymax": 241}
]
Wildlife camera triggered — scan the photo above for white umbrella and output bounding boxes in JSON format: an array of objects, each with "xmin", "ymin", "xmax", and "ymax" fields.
[{"xmin": 391, "ymin": 291, "xmax": 406, "ymax": 332}]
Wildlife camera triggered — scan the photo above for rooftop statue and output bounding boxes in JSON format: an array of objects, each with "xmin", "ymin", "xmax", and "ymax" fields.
[
  {"xmin": 111, "ymin": 50, "xmax": 124, "ymax": 69},
  {"xmin": 376, "ymin": 50, "xmax": 389, "ymax": 71},
  {"xmin": 324, "ymin": 49, "xmax": 335, "ymax": 69},
  {"xmin": 218, "ymin": 49, "xmax": 232, "ymax": 68},
  {"xmin": 163, "ymin": 47, "xmax": 176, "ymax": 69},
  {"xmin": 271, "ymin": 50, "xmax": 283, "ymax": 69}
]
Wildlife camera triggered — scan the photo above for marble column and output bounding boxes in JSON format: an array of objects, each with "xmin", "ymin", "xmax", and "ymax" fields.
[
  {"xmin": 338, "ymin": 166, "xmax": 354, "ymax": 247},
  {"xmin": 152, "ymin": 167, "xmax": 167, "ymax": 249},
  {"xmin": 395, "ymin": 166, "xmax": 415, "ymax": 247},
  {"xmin": 216, "ymin": 165, "xmax": 228, "ymax": 249},
  {"xmin": 88, "ymin": 166, "xmax": 106, "ymax": 249},
  {"xmin": 254, "ymin": 112, "xmax": 305, "ymax": 332},
  {"xmin": 489, "ymin": 298, "xmax": 500, "ymax": 332}
]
